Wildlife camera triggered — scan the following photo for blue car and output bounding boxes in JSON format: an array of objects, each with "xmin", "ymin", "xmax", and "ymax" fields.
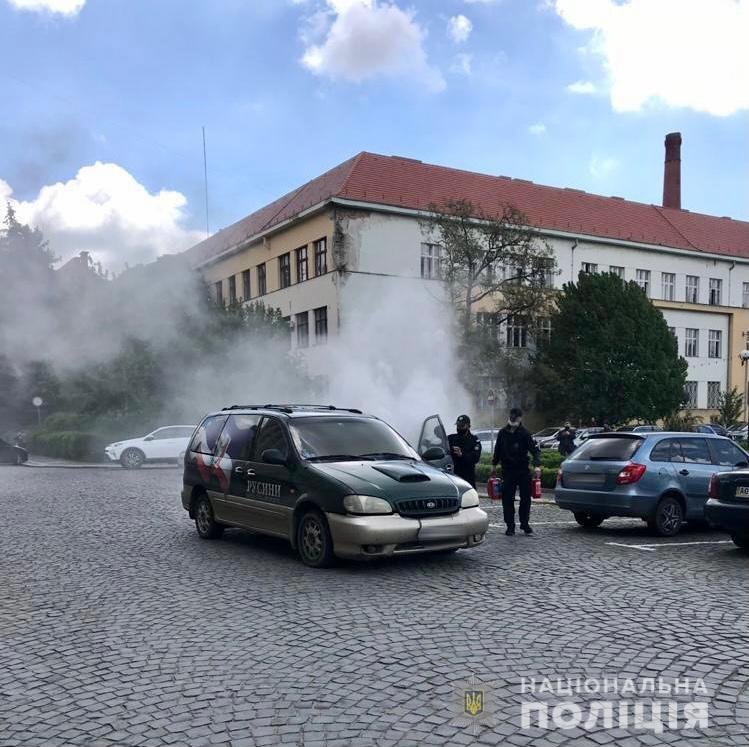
[{"xmin": 554, "ymin": 432, "xmax": 749, "ymax": 536}]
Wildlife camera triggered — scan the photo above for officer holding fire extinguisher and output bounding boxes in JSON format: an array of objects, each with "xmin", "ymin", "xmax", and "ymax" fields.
[{"xmin": 491, "ymin": 407, "xmax": 542, "ymax": 536}]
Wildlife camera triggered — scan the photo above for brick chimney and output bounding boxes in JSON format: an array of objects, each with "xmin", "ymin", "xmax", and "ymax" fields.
[{"xmin": 662, "ymin": 132, "xmax": 682, "ymax": 209}]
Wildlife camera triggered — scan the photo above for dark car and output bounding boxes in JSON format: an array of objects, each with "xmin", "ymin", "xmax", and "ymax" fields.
[
  {"xmin": 694, "ymin": 424, "xmax": 732, "ymax": 439},
  {"xmin": 705, "ymin": 470, "xmax": 749, "ymax": 550},
  {"xmin": 181, "ymin": 405, "xmax": 489, "ymax": 567},
  {"xmin": 0, "ymin": 438, "xmax": 28, "ymax": 465}
]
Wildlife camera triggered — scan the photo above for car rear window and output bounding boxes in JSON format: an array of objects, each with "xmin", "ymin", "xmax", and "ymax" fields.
[{"xmin": 569, "ymin": 436, "xmax": 641, "ymax": 462}]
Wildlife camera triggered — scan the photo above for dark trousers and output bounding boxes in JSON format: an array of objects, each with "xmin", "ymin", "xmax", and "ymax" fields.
[{"xmin": 502, "ymin": 469, "xmax": 531, "ymax": 529}]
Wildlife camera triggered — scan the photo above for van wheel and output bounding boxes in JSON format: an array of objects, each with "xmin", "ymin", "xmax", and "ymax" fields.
[
  {"xmin": 732, "ymin": 534, "xmax": 749, "ymax": 551},
  {"xmin": 574, "ymin": 512, "xmax": 605, "ymax": 529},
  {"xmin": 297, "ymin": 509, "xmax": 334, "ymax": 568},
  {"xmin": 649, "ymin": 496, "xmax": 683, "ymax": 537},
  {"xmin": 194, "ymin": 495, "xmax": 224, "ymax": 540},
  {"xmin": 120, "ymin": 448, "xmax": 145, "ymax": 469}
]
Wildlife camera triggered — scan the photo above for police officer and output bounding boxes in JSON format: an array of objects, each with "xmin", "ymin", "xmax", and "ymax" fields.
[
  {"xmin": 448, "ymin": 415, "xmax": 482, "ymax": 488},
  {"xmin": 491, "ymin": 407, "xmax": 541, "ymax": 536}
]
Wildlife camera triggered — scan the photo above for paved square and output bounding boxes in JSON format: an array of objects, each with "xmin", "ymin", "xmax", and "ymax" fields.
[{"xmin": 1, "ymin": 467, "xmax": 747, "ymax": 746}]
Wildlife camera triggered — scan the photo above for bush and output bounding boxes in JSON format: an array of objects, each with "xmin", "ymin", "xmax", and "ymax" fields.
[
  {"xmin": 28, "ymin": 430, "xmax": 109, "ymax": 461},
  {"xmin": 475, "ymin": 463, "xmax": 559, "ymax": 490}
]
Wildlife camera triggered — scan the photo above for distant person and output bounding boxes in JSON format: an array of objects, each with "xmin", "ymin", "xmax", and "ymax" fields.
[
  {"xmin": 602, "ymin": 420, "xmax": 613, "ymax": 432},
  {"xmin": 557, "ymin": 423, "xmax": 577, "ymax": 458},
  {"xmin": 491, "ymin": 407, "xmax": 541, "ymax": 536},
  {"xmin": 448, "ymin": 415, "xmax": 482, "ymax": 488}
]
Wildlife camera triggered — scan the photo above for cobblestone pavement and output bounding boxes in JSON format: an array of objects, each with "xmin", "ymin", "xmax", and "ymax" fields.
[{"xmin": 1, "ymin": 466, "xmax": 748, "ymax": 747}]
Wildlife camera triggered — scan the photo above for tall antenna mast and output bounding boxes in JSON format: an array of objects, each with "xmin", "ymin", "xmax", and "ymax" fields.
[{"xmin": 202, "ymin": 125, "xmax": 210, "ymax": 237}]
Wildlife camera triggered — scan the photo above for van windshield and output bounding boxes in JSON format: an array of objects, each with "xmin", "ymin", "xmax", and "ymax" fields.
[
  {"xmin": 569, "ymin": 436, "xmax": 642, "ymax": 462},
  {"xmin": 289, "ymin": 417, "xmax": 419, "ymax": 462}
]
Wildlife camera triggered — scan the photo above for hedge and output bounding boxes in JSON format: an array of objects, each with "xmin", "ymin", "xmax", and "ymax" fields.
[
  {"xmin": 28, "ymin": 430, "xmax": 109, "ymax": 461},
  {"xmin": 475, "ymin": 463, "xmax": 559, "ymax": 489}
]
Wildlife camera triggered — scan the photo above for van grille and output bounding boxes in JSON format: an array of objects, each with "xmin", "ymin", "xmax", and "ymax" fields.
[{"xmin": 395, "ymin": 497, "xmax": 459, "ymax": 517}]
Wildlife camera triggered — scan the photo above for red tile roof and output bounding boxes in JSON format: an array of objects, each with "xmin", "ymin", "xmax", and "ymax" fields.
[{"xmin": 187, "ymin": 152, "xmax": 749, "ymax": 266}]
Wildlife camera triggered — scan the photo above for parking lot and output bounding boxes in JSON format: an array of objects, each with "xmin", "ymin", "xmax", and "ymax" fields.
[{"xmin": 1, "ymin": 465, "xmax": 748, "ymax": 746}]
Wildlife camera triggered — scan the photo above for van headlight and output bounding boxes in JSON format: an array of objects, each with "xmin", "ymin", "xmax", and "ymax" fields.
[
  {"xmin": 343, "ymin": 495, "xmax": 393, "ymax": 515},
  {"xmin": 461, "ymin": 488, "xmax": 479, "ymax": 508}
]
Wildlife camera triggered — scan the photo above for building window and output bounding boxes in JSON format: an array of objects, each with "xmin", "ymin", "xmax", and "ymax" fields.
[
  {"xmin": 242, "ymin": 269, "xmax": 251, "ymax": 300},
  {"xmin": 743, "ymin": 282, "xmax": 749, "ymax": 309},
  {"xmin": 257, "ymin": 263, "xmax": 267, "ymax": 296},
  {"xmin": 421, "ymin": 243, "xmax": 442, "ymax": 279},
  {"xmin": 609, "ymin": 266, "xmax": 625, "ymax": 279},
  {"xmin": 580, "ymin": 262, "xmax": 598, "ymax": 275},
  {"xmin": 295, "ymin": 311, "xmax": 309, "ymax": 348},
  {"xmin": 708, "ymin": 329, "xmax": 722, "ymax": 359},
  {"xmin": 532, "ymin": 257, "xmax": 554, "ymax": 288},
  {"xmin": 661, "ymin": 272, "xmax": 675, "ymax": 301},
  {"xmin": 668, "ymin": 326, "xmax": 676, "ymax": 338},
  {"xmin": 506, "ymin": 316, "xmax": 527, "ymax": 348},
  {"xmin": 214, "ymin": 280, "xmax": 223, "ymax": 305},
  {"xmin": 707, "ymin": 382, "xmax": 721, "ymax": 409},
  {"xmin": 685, "ymin": 328, "xmax": 699, "ymax": 357},
  {"xmin": 296, "ymin": 246, "xmax": 309, "ymax": 283},
  {"xmin": 709, "ymin": 278, "xmax": 722, "ymax": 306},
  {"xmin": 684, "ymin": 381, "xmax": 698, "ymax": 409},
  {"xmin": 279, "ymin": 253, "xmax": 291, "ymax": 289},
  {"xmin": 635, "ymin": 269, "xmax": 650, "ymax": 295},
  {"xmin": 537, "ymin": 318, "xmax": 552, "ymax": 343},
  {"xmin": 228, "ymin": 275, "xmax": 237, "ymax": 304},
  {"xmin": 685, "ymin": 275, "xmax": 699, "ymax": 304},
  {"xmin": 314, "ymin": 306, "xmax": 328, "ymax": 344},
  {"xmin": 314, "ymin": 238, "xmax": 327, "ymax": 276}
]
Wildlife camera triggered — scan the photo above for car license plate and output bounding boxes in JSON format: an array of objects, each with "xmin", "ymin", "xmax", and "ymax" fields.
[{"xmin": 735, "ymin": 486, "xmax": 749, "ymax": 498}]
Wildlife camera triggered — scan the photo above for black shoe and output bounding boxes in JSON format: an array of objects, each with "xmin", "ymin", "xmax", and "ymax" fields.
[
  {"xmin": 505, "ymin": 528, "xmax": 515, "ymax": 536},
  {"xmin": 521, "ymin": 525, "xmax": 533, "ymax": 535}
]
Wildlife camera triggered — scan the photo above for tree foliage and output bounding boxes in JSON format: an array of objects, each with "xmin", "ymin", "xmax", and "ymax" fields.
[
  {"xmin": 715, "ymin": 386, "xmax": 744, "ymax": 428},
  {"xmin": 533, "ymin": 272, "xmax": 688, "ymax": 425}
]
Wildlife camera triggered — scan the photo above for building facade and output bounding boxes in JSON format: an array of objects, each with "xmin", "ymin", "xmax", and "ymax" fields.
[{"xmin": 188, "ymin": 140, "xmax": 749, "ymax": 421}]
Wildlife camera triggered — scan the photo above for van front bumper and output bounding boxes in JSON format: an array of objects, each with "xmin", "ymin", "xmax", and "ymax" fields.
[{"xmin": 326, "ymin": 507, "xmax": 489, "ymax": 559}]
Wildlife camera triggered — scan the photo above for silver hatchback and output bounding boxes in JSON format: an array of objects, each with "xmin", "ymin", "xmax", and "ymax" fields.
[{"xmin": 554, "ymin": 432, "xmax": 749, "ymax": 536}]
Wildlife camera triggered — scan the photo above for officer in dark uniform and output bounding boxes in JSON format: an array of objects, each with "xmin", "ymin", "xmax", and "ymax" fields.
[
  {"xmin": 491, "ymin": 407, "xmax": 541, "ymax": 536},
  {"xmin": 447, "ymin": 415, "xmax": 482, "ymax": 488}
]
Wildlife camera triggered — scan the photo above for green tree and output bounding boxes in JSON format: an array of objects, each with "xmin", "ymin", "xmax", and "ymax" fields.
[
  {"xmin": 0, "ymin": 203, "xmax": 58, "ymax": 270},
  {"xmin": 533, "ymin": 272, "xmax": 688, "ymax": 425},
  {"xmin": 714, "ymin": 386, "xmax": 744, "ymax": 427}
]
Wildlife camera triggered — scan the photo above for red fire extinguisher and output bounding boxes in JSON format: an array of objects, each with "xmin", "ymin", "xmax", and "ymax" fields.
[
  {"xmin": 487, "ymin": 476, "xmax": 502, "ymax": 501},
  {"xmin": 531, "ymin": 473, "xmax": 543, "ymax": 500}
]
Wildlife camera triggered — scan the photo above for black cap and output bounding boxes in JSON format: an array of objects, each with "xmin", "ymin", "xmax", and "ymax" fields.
[
  {"xmin": 456, "ymin": 414, "xmax": 471, "ymax": 426},
  {"xmin": 510, "ymin": 407, "xmax": 523, "ymax": 419}
]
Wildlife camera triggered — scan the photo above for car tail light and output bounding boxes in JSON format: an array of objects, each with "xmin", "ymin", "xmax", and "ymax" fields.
[
  {"xmin": 709, "ymin": 473, "xmax": 719, "ymax": 500},
  {"xmin": 616, "ymin": 463, "xmax": 647, "ymax": 485}
]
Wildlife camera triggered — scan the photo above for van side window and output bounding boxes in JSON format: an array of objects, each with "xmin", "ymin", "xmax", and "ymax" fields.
[
  {"xmin": 217, "ymin": 415, "xmax": 262, "ymax": 460},
  {"xmin": 252, "ymin": 418, "xmax": 289, "ymax": 461},
  {"xmin": 189, "ymin": 416, "xmax": 227, "ymax": 455},
  {"xmin": 709, "ymin": 439, "xmax": 748, "ymax": 468}
]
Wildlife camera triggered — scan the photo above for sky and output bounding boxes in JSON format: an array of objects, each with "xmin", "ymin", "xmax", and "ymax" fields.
[{"xmin": 0, "ymin": 0, "xmax": 747, "ymax": 270}]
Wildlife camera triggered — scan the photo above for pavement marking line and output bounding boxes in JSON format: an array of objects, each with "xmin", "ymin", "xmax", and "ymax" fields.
[
  {"xmin": 488, "ymin": 521, "xmax": 578, "ymax": 528},
  {"xmin": 606, "ymin": 540, "xmax": 733, "ymax": 552}
]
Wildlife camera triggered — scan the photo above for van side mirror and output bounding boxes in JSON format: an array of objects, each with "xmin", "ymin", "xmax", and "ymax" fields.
[
  {"xmin": 262, "ymin": 448, "xmax": 287, "ymax": 466},
  {"xmin": 422, "ymin": 446, "xmax": 446, "ymax": 461}
]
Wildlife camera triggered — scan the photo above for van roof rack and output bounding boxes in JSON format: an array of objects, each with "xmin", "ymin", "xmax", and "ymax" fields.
[{"xmin": 221, "ymin": 404, "xmax": 363, "ymax": 414}]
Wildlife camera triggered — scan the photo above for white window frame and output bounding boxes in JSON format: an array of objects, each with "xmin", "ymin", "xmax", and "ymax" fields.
[
  {"xmin": 609, "ymin": 266, "xmax": 624, "ymax": 279},
  {"xmin": 420, "ymin": 243, "xmax": 442, "ymax": 280},
  {"xmin": 635, "ymin": 269, "xmax": 650, "ymax": 296},
  {"xmin": 505, "ymin": 316, "xmax": 527, "ymax": 348},
  {"xmin": 743, "ymin": 282, "xmax": 749, "ymax": 309},
  {"xmin": 708, "ymin": 329, "xmax": 722, "ymax": 359},
  {"xmin": 709, "ymin": 277, "xmax": 722, "ymax": 306},
  {"xmin": 661, "ymin": 272, "xmax": 675, "ymax": 301},
  {"xmin": 685, "ymin": 328, "xmax": 699, "ymax": 358},
  {"xmin": 581, "ymin": 262, "xmax": 598, "ymax": 275},
  {"xmin": 685, "ymin": 275, "xmax": 700, "ymax": 304}
]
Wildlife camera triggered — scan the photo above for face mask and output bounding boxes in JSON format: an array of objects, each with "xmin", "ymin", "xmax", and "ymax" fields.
[{"xmin": 508, "ymin": 418, "xmax": 520, "ymax": 428}]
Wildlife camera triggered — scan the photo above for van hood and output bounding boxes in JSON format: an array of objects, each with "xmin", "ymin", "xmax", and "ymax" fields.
[{"xmin": 308, "ymin": 459, "xmax": 464, "ymax": 499}]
